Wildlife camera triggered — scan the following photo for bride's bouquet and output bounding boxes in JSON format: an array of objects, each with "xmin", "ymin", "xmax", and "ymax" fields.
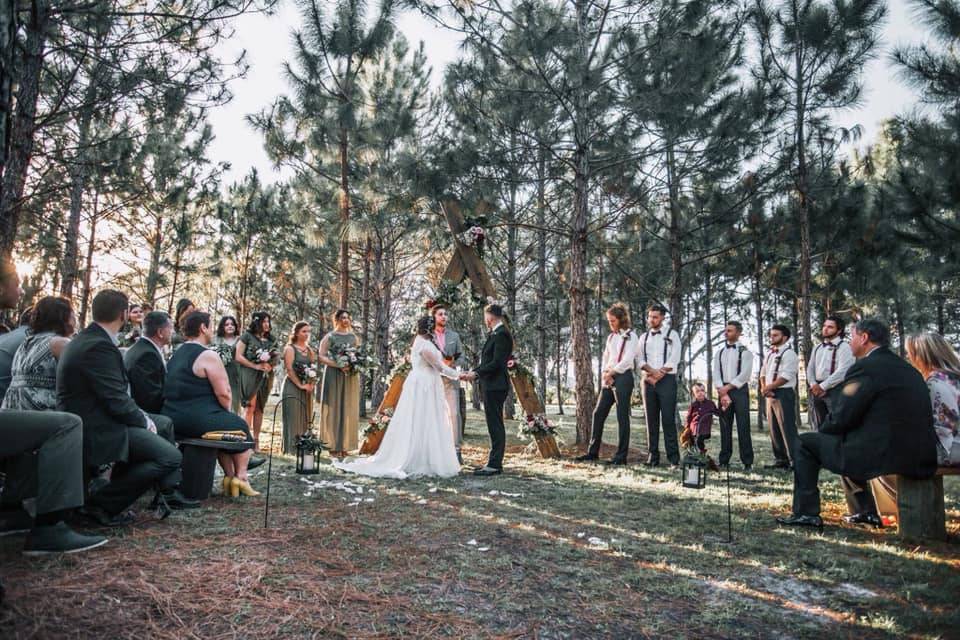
[{"xmin": 329, "ymin": 342, "xmax": 379, "ymax": 377}]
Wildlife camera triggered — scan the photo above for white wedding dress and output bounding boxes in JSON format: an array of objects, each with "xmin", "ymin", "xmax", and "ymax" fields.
[{"xmin": 332, "ymin": 336, "xmax": 461, "ymax": 479}]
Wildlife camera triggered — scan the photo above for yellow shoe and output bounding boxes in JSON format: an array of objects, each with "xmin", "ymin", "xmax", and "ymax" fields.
[
  {"xmin": 231, "ymin": 477, "xmax": 260, "ymax": 497},
  {"xmin": 222, "ymin": 476, "xmax": 233, "ymax": 496}
]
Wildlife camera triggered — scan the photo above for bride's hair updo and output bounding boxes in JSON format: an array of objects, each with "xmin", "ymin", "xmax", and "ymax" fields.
[{"xmin": 416, "ymin": 316, "xmax": 440, "ymax": 351}]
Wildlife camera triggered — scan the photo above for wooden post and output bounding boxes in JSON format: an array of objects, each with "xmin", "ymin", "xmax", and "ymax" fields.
[{"xmin": 897, "ymin": 475, "xmax": 947, "ymax": 542}]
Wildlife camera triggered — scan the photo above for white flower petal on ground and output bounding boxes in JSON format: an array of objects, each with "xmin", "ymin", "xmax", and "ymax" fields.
[
  {"xmin": 415, "ymin": 498, "xmax": 428, "ymax": 505},
  {"xmin": 467, "ymin": 539, "xmax": 478, "ymax": 546}
]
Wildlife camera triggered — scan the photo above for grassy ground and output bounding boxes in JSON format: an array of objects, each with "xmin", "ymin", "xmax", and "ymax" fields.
[{"xmin": 1, "ymin": 401, "xmax": 958, "ymax": 639}]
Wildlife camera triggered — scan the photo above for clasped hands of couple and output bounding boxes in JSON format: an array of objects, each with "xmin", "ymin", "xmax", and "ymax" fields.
[{"xmin": 459, "ymin": 370, "xmax": 477, "ymax": 382}]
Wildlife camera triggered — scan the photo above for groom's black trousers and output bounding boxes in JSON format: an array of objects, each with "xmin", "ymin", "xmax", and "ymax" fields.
[{"xmin": 483, "ymin": 388, "xmax": 508, "ymax": 469}]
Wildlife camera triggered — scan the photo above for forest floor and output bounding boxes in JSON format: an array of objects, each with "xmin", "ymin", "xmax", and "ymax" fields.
[{"xmin": 1, "ymin": 401, "xmax": 958, "ymax": 639}]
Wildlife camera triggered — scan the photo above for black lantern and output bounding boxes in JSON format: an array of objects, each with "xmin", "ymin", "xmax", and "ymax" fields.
[
  {"xmin": 681, "ymin": 454, "xmax": 707, "ymax": 489},
  {"xmin": 295, "ymin": 431, "xmax": 324, "ymax": 475}
]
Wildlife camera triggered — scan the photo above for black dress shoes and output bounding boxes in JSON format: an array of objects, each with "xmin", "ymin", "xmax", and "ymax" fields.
[
  {"xmin": 23, "ymin": 522, "xmax": 108, "ymax": 556},
  {"xmin": 642, "ymin": 458, "xmax": 660, "ymax": 467},
  {"xmin": 247, "ymin": 455, "xmax": 266, "ymax": 470},
  {"xmin": 842, "ymin": 512, "xmax": 884, "ymax": 528},
  {"xmin": 763, "ymin": 462, "xmax": 790, "ymax": 471},
  {"xmin": 80, "ymin": 506, "xmax": 136, "ymax": 527},
  {"xmin": 161, "ymin": 489, "xmax": 202, "ymax": 510},
  {"xmin": 604, "ymin": 457, "xmax": 628, "ymax": 466},
  {"xmin": 775, "ymin": 513, "xmax": 824, "ymax": 530},
  {"xmin": 473, "ymin": 466, "xmax": 503, "ymax": 476},
  {"xmin": 574, "ymin": 453, "xmax": 599, "ymax": 462}
]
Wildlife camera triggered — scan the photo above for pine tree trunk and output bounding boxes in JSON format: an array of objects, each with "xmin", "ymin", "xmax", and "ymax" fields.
[
  {"xmin": 666, "ymin": 144, "xmax": 683, "ymax": 333},
  {"xmin": 704, "ymin": 267, "xmax": 713, "ymax": 399},
  {"xmin": 793, "ymin": 7, "xmax": 813, "ymax": 366},
  {"xmin": 570, "ymin": 155, "xmax": 594, "ymax": 443},
  {"xmin": 371, "ymin": 238, "xmax": 388, "ymax": 408},
  {"xmin": 504, "ymin": 151, "xmax": 518, "ymax": 419},
  {"xmin": 0, "ymin": 0, "xmax": 47, "ymax": 257},
  {"xmin": 359, "ymin": 236, "xmax": 372, "ymax": 417},
  {"xmin": 78, "ymin": 201, "xmax": 98, "ymax": 326},
  {"xmin": 753, "ymin": 259, "xmax": 765, "ymax": 434},
  {"xmin": 0, "ymin": 0, "xmax": 17, "ymax": 172},
  {"xmin": 337, "ymin": 110, "xmax": 351, "ymax": 308},
  {"xmin": 555, "ymin": 293, "xmax": 565, "ymax": 415},
  {"xmin": 144, "ymin": 214, "xmax": 164, "ymax": 306},
  {"xmin": 536, "ymin": 145, "xmax": 548, "ymax": 406}
]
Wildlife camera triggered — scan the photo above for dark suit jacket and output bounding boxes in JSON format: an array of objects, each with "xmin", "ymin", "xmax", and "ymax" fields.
[
  {"xmin": 475, "ymin": 325, "xmax": 512, "ymax": 393},
  {"xmin": 123, "ymin": 337, "xmax": 166, "ymax": 414},
  {"xmin": 57, "ymin": 323, "xmax": 148, "ymax": 466},
  {"xmin": 820, "ymin": 346, "xmax": 938, "ymax": 479}
]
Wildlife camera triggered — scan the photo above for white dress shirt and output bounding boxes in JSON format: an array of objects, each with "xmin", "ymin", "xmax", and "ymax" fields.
[
  {"xmin": 602, "ymin": 329, "xmax": 639, "ymax": 375},
  {"xmin": 636, "ymin": 328, "xmax": 681, "ymax": 373},
  {"xmin": 712, "ymin": 342, "xmax": 754, "ymax": 389},
  {"xmin": 806, "ymin": 336, "xmax": 853, "ymax": 390},
  {"xmin": 761, "ymin": 342, "xmax": 798, "ymax": 389}
]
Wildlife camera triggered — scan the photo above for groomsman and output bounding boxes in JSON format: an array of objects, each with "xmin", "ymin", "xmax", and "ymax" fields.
[
  {"xmin": 806, "ymin": 314, "xmax": 854, "ymax": 430},
  {"xmin": 431, "ymin": 304, "xmax": 467, "ymax": 464},
  {"xmin": 713, "ymin": 321, "xmax": 754, "ymax": 470},
  {"xmin": 637, "ymin": 304, "xmax": 681, "ymax": 467},
  {"xmin": 576, "ymin": 303, "xmax": 639, "ymax": 465},
  {"xmin": 760, "ymin": 324, "xmax": 799, "ymax": 470}
]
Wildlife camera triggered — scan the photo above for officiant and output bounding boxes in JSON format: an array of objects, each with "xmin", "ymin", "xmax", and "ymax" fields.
[{"xmin": 431, "ymin": 304, "xmax": 468, "ymax": 464}]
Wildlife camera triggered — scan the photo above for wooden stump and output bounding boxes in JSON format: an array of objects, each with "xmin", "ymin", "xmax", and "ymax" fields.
[
  {"xmin": 897, "ymin": 474, "xmax": 946, "ymax": 541},
  {"xmin": 534, "ymin": 433, "xmax": 561, "ymax": 459},
  {"xmin": 376, "ymin": 375, "xmax": 406, "ymax": 415},
  {"xmin": 359, "ymin": 428, "xmax": 387, "ymax": 456}
]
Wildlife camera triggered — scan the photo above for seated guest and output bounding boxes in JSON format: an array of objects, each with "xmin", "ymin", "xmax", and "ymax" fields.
[
  {"xmin": 0, "ymin": 307, "xmax": 33, "ymax": 398},
  {"xmin": 162, "ymin": 311, "xmax": 259, "ymax": 497},
  {"xmin": 124, "ymin": 311, "xmax": 174, "ymax": 414},
  {"xmin": 0, "ymin": 261, "xmax": 106, "ymax": 554},
  {"xmin": 682, "ymin": 383, "xmax": 719, "ymax": 455},
  {"xmin": 906, "ymin": 333, "xmax": 960, "ymax": 466},
  {"xmin": 776, "ymin": 318, "xmax": 939, "ymax": 530},
  {"xmin": 58, "ymin": 289, "xmax": 196, "ymax": 526},
  {"xmin": 3, "ymin": 296, "xmax": 76, "ymax": 411}
]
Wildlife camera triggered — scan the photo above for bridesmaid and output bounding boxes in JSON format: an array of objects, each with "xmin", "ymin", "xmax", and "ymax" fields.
[
  {"xmin": 235, "ymin": 311, "xmax": 277, "ymax": 450},
  {"xmin": 214, "ymin": 315, "xmax": 242, "ymax": 414},
  {"xmin": 317, "ymin": 309, "xmax": 360, "ymax": 459},
  {"xmin": 171, "ymin": 298, "xmax": 195, "ymax": 354},
  {"xmin": 282, "ymin": 321, "xmax": 316, "ymax": 454}
]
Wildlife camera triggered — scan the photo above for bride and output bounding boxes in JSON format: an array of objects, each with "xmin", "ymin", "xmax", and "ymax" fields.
[{"xmin": 333, "ymin": 316, "xmax": 462, "ymax": 479}]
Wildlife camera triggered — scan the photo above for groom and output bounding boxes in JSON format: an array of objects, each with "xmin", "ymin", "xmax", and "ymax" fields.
[{"xmin": 461, "ymin": 304, "xmax": 512, "ymax": 476}]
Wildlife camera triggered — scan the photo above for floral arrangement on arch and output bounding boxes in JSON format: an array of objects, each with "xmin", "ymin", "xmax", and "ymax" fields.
[
  {"xmin": 388, "ymin": 358, "xmax": 412, "ymax": 381},
  {"xmin": 364, "ymin": 408, "xmax": 394, "ymax": 436},
  {"xmin": 519, "ymin": 413, "xmax": 559, "ymax": 437},
  {"xmin": 506, "ymin": 354, "xmax": 533, "ymax": 381},
  {"xmin": 457, "ymin": 214, "xmax": 488, "ymax": 257}
]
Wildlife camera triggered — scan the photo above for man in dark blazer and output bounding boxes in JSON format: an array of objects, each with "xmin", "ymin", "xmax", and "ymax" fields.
[
  {"xmin": 777, "ymin": 318, "xmax": 938, "ymax": 529},
  {"xmin": 124, "ymin": 311, "xmax": 173, "ymax": 414},
  {"xmin": 58, "ymin": 290, "xmax": 193, "ymax": 525},
  {"xmin": 0, "ymin": 261, "xmax": 108, "ymax": 555},
  {"xmin": 462, "ymin": 304, "xmax": 512, "ymax": 476}
]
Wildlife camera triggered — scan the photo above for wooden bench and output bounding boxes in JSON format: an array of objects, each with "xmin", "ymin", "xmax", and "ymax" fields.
[
  {"xmin": 897, "ymin": 467, "xmax": 960, "ymax": 541},
  {"xmin": 178, "ymin": 438, "xmax": 251, "ymax": 501}
]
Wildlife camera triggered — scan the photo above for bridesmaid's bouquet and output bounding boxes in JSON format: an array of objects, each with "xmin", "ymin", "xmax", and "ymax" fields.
[
  {"xmin": 212, "ymin": 341, "xmax": 234, "ymax": 365},
  {"xmin": 245, "ymin": 340, "xmax": 279, "ymax": 367},
  {"xmin": 294, "ymin": 361, "xmax": 319, "ymax": 383},
  {"xmin": 329, "ymin": 343, "xmax": 378, "ymax": 377}
]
